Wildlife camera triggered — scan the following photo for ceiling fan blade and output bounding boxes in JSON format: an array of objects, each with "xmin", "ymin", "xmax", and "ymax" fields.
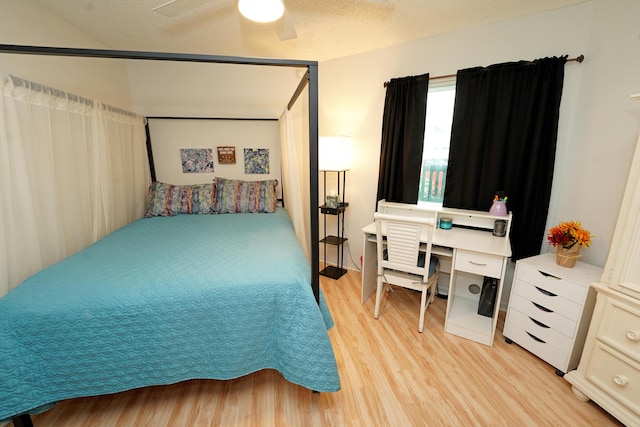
[
  {"xmin": 152, "ymin": 0, "xmax": 215, "ymax": 17},
  {"xmin": 277, "ymin": 12, "xmax": 297, "ymax": 41}
]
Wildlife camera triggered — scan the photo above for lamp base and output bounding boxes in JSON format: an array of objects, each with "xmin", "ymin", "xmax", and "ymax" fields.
[{"xmin": 320, "ymin": 266, "xmax": 347, "ymax": 279}]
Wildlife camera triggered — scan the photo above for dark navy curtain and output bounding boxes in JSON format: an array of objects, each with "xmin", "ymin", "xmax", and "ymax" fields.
[
  {"xmin": 443, "ymin": 56, "xmax": 567, "ymax": 260},
  {"xmin": 376, "ymin": 74, "xmax": 429, "ymax": 204}
]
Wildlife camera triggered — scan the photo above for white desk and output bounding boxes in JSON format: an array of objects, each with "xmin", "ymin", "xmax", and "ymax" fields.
[{"xmin": 362, "ymin": 201, "xmax": 512, "ymax": 346}]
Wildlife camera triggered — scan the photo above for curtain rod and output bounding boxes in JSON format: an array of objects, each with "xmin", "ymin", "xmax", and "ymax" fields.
[
  {"xmin": 383, "ymin": 54, "xmax": 585, "ymax": 87},
  {"xmin": 146, "ymin": 116, "xmax": 277, "ymax": 121}
]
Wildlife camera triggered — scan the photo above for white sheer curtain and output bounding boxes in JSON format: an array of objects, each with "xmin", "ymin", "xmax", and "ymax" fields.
[
  {"xmin": 0, "ymin": 73, "xmax": 150, "ymax": 297},
  {"xmin": 279, "ymin": 108, "xmax": 310, "ymax": 260}
]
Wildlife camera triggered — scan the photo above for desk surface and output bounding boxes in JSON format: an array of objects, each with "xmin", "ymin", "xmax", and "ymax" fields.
[{"xmin": 362, "ymin": 222, "xmax": 512, "ymax": 258}]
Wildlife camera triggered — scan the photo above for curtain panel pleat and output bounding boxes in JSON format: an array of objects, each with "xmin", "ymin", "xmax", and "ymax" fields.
[
  {"xmin": 444, "ymin": 56, "xmax": 567, "ymax": 260},
  {"xmin": 0, "ymin": 73, "xmax": 150, "ymax": 296},
  {"xmin": 279, "ymin": 107, "xmax": 310, "ymax": 260},
  {"xmin": 376, "ymin": 74, "xmax": 429, "ymax": 204}
]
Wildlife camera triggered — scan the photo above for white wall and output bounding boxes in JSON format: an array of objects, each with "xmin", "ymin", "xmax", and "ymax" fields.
[
  {"xmin": 0, "ymin": 0, "xmax": 133, "ymax": 108},
  {"xmin": 148, "ymin": 119, "xmax": 282, "ymax": 197},
  {"xmin": 125, "ymin": 60, "xmax": 303, "ymax": 119}
]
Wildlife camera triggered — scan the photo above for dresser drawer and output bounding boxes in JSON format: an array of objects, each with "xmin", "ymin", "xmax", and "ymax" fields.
[
  {"xmin": 454, "ymin": 249, "xmax": 503, "ymax": 279},
  {"xmin": 512, "ymin": 279, "xmax": 582, "ymax": 322},
  {"xmin": 508, "ymin": 293, "xmax": 577, "ymax": 338},
  {"xmin": 586, "ymin": 343, "xmax": 640, "ymax": 416},
  {"xmin": 598, "ymin": 298, "xmax": 640, "ymax": 361},
  {"xmin": 503, "ymin": 320, "xmax": 569, "ymax": 372},
  {"xmin": 516, "ymin": 263, "xmax": 586, "ymax": 303},
  {"xmin": 504, "ymin": 308, "xmax": 573, "ymax": 353}
]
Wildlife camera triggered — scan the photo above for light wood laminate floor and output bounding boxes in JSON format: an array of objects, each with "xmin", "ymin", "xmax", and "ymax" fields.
[{"xmin": 17, "ymin": 269, "xmax": 622, "ymax": 426}]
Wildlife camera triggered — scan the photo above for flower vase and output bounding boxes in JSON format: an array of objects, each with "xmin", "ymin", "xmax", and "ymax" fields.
[
  {"xmin": 556, "ymin": 245, "xmax": 581, "ymax": 268},
  {"xmin": 489, "ymin": 200, "xmax": 507, "ymax": 216}
]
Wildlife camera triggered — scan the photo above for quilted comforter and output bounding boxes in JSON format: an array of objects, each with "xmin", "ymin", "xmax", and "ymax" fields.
[{"xmin": 0, "ymin": 208, "xmax": 340, "ymax": 420}]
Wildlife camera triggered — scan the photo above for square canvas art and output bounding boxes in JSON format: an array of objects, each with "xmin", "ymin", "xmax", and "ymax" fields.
[
  {"xmin": 244, "ymin": 148, "xmax": 270, "ymax": 174},
  {"xmin": 180, "ymin": 148, "xmax": 214, "ymax": 173}
]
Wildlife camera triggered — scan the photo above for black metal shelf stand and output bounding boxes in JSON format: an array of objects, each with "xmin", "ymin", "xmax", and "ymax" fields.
[{"xmin": 319, "ymin": 170, "xmax": 348, "ymax": 279}]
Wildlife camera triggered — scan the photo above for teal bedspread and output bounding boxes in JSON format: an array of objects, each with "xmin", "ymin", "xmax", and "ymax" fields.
[{"xmin": 0, "ymin": 208, "xmax": 340, "ymax": 420}]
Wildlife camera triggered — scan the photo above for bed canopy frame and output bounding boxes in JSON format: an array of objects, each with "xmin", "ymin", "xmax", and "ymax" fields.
[
  {"xmin": 1, "ymin": 43, "xmax": 323, "ymax": 427},
  {"xmin": 0, "ymin": 43, "xmax": 322, "ymax": 306}
]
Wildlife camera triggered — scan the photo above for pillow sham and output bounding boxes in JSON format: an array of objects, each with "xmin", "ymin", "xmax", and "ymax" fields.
[
  {"xmin": 144, "ymin": 181, "xmax": 178, "ymax": 217},
  {"xmin": 214, "ymin": 177, "xmax": 278, "ymax": 213},
  {"xmin": 177, "ymin": 183, "xmax": 216, "ymax": 214},
  {"xmin": 144, "ymin": 182, "xmax": 216, "ymax": 217}
]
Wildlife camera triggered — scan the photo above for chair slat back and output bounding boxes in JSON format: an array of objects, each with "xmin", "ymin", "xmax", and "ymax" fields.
[{"xmin": 374, "ymin": 213, "xmax": 435, "ymax": 281}]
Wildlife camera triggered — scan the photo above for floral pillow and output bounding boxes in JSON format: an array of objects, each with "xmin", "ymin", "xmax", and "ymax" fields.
[
  {"xmin": 144, "ymin": 182, "xmax": 216, "ymax": 217},
  {"xmin": 214, "ymin": 177, "xmax": 278, "ymax": 213},
  {"xmin": 177, "ymin": 183, "xmax": 216, "ymax": 214},
  {"xmin": 144, "ymin": 182, "xmax": 178, "ymax": 217}
]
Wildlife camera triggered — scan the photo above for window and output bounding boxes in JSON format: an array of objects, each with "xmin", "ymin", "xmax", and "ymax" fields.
[{"xmin": 418, "ymin": 78, "xmax": 456, "ymax": 205}]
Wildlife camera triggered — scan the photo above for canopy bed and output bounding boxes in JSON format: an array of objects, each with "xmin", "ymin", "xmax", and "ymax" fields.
[{"xmin": 0, "ymin": 44, "xmax": 335, "ymax": 426}]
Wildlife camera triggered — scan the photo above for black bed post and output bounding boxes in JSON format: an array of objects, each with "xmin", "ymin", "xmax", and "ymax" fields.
[
  {"xmin": 144, "ymin": 120, "xmax": 157, "ymax": 183},
  {"xmin": 308, "ymin": 63, "xmax": 320, "ymax": 304},
  {"xmin": 12, "ymin": 414, "xmax": 33, "ymax": 427}
]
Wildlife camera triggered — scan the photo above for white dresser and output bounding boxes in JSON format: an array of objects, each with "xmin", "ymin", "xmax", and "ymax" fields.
[
  {"xmin": 564, "ymin": 95, "xmax": 640, "ymax": 426},
  {"xmin": 503, "ymin": 253, "xmax": 603, "ymax": 375}
]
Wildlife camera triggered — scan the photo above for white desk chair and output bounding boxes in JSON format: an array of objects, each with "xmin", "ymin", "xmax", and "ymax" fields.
[{"xmin": 373, "ymin": 212, "xmax": 439, "ymax": 333}]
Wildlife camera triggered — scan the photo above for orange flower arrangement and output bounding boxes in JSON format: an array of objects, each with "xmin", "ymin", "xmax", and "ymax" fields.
[{"xmin": 547, "ymin": 220, "xmax": 592, "ymax": 249}]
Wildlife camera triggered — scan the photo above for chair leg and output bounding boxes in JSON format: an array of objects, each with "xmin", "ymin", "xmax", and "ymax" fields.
[
  {"xmin": 418, "ymin": 286, "xmax": 428, "ymax": 333},
  {"xmin": 374, "ymin": 276, "xmax": 384, "ymax": 319},
  {"xmin": 428, "ymin": 274, "xmax": 438, "ymax": 304}
]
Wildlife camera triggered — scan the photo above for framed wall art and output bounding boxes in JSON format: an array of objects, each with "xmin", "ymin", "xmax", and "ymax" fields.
[
  {"xmin": 217, "ymin": 146, "xmax": 236, "ymax": 164},
  {"xmin": 180, "ymin": 148, "xmax": 214, "ymax": 173},
  {"xmin": 244, "ymin": 148, "xmax": 270, "ymax": 174}
]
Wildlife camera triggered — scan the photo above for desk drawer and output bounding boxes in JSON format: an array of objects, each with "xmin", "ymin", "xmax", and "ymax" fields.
[
  {"xmin": 454, "ymin": 249, "xmax": 503, "ymax": 278},
  {"xmin": 508, "ymin": 293, "xmax": 577, "ymax": 338},
  {"xmin": 513, "ymin": 279, "xmax": 582, "ymax": 322},
  {"xmin": 516, "ymin": 263, "xmax": 586, "ymax": 303}
]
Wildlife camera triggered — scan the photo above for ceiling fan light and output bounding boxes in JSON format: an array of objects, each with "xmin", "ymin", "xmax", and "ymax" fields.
[{"xmin": 238, "ymin": 0, "xmax": 285, "ymax": 23}]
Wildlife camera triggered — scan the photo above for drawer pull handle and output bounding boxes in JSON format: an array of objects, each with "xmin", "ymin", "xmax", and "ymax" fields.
[
  {"xmin": 626, "ymin": 330, "xmax": 640, "ymax": 342},
  {"xmin": 539, "ymin": 271, "xmax": 560, "ymax": 280},
  {"xmin": 535, "ymin": 286, "xmax": 557, "ymax": 297},
  {"xmin": 532, "ymin": 302, "xmax": 553, "ymax": 313},
  {"xmin": 526, "ymin": 332, "xmax": 546, "ymax": 343},
  {"xmin": 613, "ymin": 375, "xmax": 629, "ymax": 387},
  {"xmin": 529, "ymin": 317, "xmax": 550, "ymax": 328},
  {"xmin": 468, "ymin": 261, "xmax": 487, "ymax": 266}
]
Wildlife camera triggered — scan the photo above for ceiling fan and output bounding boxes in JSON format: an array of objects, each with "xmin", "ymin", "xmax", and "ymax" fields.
[
  {"xmin": 152, "ymin": 0, "xmax": 392, "ymax": 42},
  {"xmin": 152, "ymin": 0, "xmax": 298, "ymax": 41}
]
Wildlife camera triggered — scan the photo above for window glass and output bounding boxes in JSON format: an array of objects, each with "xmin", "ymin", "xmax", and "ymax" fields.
[{"xmin": 418, "ymin": 79, "xmax": 456, "ymax": 205}]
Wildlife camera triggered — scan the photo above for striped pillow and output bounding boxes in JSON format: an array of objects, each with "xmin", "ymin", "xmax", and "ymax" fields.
[
  {"xmin": 144, "ymin": 182, "xmax": 216, "ymax": 217},
  {"xmin": 177, "ymin": 184, "xmax": 216, "ymax": 214},
  {"xmin": 214, "ymin": 177, "xmax": 278, "ymax": 213},
  {"xmin": 144, "ymin": 182, "xmax": 178, "ymax": 217}
]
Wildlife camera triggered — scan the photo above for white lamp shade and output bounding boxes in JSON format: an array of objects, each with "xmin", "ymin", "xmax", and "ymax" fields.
[
  {"xmin": 238, "ymin": 0, "xmax": 284, "ymax": 23},
  {"xmin": 319, "ymin": 136, "xmax": 351, "ymax": 171}
]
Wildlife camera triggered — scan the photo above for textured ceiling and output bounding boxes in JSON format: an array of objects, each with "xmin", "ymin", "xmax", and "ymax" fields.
[{"xmin": 30, "ymin": 0, "xmax": 588, "ymax": 61}]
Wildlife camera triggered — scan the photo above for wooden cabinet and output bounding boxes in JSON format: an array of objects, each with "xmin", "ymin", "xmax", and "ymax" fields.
[
  {"xmin": 564, "ymin": 95, "xmax": 640, "ymax": 426},
  {"xmin": 565, "ymin": 285, "xmax": 640, "ymax": 425},
  {"xmin": 503, "ymin": 253, "xmax": 602, "ymax": 375}
]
